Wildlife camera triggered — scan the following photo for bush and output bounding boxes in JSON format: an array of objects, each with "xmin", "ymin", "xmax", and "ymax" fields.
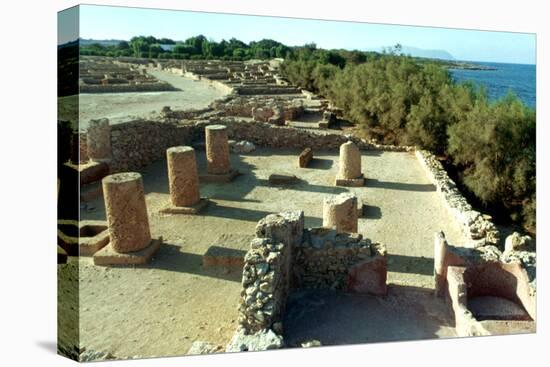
[
  {"xmin": 447, "ymin": 92, "xmax": 536, "ymax": 226},
  {"xmin": 281, "ymin": 53, "xmax": 536, "ymax": 230}
]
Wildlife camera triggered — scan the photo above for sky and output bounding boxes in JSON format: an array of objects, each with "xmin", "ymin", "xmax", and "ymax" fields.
[{"xmin": 60, "ymin": 4, "xmax": 536, "ymax": 64}]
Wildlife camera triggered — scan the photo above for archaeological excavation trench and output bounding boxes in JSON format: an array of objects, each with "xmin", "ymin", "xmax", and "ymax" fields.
[{"xmin": 57, "ymin": 57, "xmax": 536, "ymax": 360}]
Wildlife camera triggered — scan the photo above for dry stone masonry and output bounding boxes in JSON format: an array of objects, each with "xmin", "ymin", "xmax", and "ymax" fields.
[
  {"xmin": 86, "ymin": 118, "xmax": 112, "ymax": 162},
  {"xmin": 79, "ymin": 56, "xmax": 176, "ymax": 93},
  {"xmin": 230, "ymin": 211, "xmax": 304, "ymax": 351},
  {"xmin": 109, "ymin": 120, "xmax": 194, "ymax": 172},
  {"xmin": 416, "ymin": 150, "xmax": 499, "ymax": 247},
  {"xmin": 293, "ymin": 227, "xmax": 387, "ymax": 295},
  {"xmin": 231, "ymin": 210, "xmax": 387, "ymax": 351}
]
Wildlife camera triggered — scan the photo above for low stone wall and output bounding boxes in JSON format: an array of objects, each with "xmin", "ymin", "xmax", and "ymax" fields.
[
  {"xmin": 79, "ymin": 82, "xmax": 177, "ymax": 94},
  {"xmin": 415, "ymin": 150, "xmax": 499, "ymax": 247},
  {"xmin": 109, "ymin": 120, "xmax": 194, "ymax": 172},
  {"xmin": 210, "ymin": 96, "xmax": 304, "ymax": 122},
  {"xmin": 79, "ymin": 118, "xmax": 412, "ymax": 177},
  {"xmin": 194, "ymin": 119, "xmax": 413, "ymax": 152},
  {"xmin": 293, "ymin": 227, "xmax": 387, "ymax": 295},
  {"xmin": 237, "ymin": 211, "xmax": 304, "ymax": 334},
  {"xmin": 232, "ymin": 211, "xmax": 388, "ymax": 351}
]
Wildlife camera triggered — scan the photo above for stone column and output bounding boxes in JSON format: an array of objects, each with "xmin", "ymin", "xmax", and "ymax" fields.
[
  {"xmin": 434, "ymin": 231, "xmax": 449, "ymax": 297},
  {"xmin": 338, "ymin": 141, "xmax": 362, "ymax": 179},
  {"xmin": 102, "ymin": 172, "xmax": 151, "ymax": 253},
  {"xmin": 205, "ymin": 125, "xmax": 231, "ymax": 174},
  {"xmin": 167, "ymin": 146, "xmax": 201, "ymax": 207},
  {"xmin": 87, "ymin": 118, "xmax": 112, "ymax": 162},
  {"xmin": 323, "ymin": 193, "xmax": 358, "ymax": 233}
]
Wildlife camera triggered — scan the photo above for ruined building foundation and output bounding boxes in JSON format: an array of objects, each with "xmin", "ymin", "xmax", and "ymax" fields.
[
  {"xmin": 94, "ymin": 172, "xmax": 161, "ymax": 265},
  {"xmin": 335, "ymin": 141, "xmax": 364, "ymax": 186},
  {"xmin": 322, "ymin": 192, "xmax": 359, "ymax": 233}
]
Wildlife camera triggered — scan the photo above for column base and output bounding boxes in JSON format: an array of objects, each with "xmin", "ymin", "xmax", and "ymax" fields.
[
  {"xmin": 335, "ymin": 174, "xmax": 365, "ymax": 187},
  {"xmin": 93, "ymin": 237, "xmax": 163, "ymax": 266},
  {"xmin": 159, "ymin": 198, "xmax": 210, "ymax": 215},
  {"xmin": 199, "ymin": 169, "xmax": 240, "ymax": 183}
]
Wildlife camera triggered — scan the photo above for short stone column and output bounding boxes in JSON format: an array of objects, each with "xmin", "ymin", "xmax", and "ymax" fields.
[
  {"xmin": 205, "ymin": 125, "xmax": 231, "ymax": 174},
  {"xmin": 162, "ymin": 147, "xmax": 209, "ymax": 214},
  {"xmin": 434, "ymin": 231, "xmax": 449, "ymax": 297},
  {"xmin": 167, "ymin": 146, "xmax": 201, "ymax": 206},
  {"xmin": 103, "ymin": 172, "xmax": 151, "ymax": 253},
  {"xmin": 94, "ymin": 172, "xmax": 161, "ymax": 266},
  {"xmin": 323, "ymin": 193, "xmax": 358, "ymax": 233},
  {"xmin": 87, "ymin": 118, "xmax": 112, "ymax": 163},
  {"xmin": 335, "ymin": 141, "xmax": 364, "ymax": 186}
]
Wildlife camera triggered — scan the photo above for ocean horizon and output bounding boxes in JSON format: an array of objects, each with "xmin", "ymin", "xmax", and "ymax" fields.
[{"xmin": 449, "ymin": 60, "xmax": 535, "ymax": 108}]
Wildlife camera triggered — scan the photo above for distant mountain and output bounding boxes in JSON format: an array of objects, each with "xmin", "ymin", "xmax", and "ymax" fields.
[
  {"xmin": 398, "ymin": 46, "xmax": 455, "ymax": 60},
  {"xmin": 363, "ymin": 45, "xmax": 455, "ymax": 61}
]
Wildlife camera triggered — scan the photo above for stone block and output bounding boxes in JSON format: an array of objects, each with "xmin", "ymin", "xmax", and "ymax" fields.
[
  {"xmin": 268, "ymin": 174, "xmax": 299, "ymax": 185},
  {"xmin": 159, "ymin": 198, "xmax": 210, "ymax": 215},
  {"xmin": 298, "ymin": 148, "xmax": 313, "ymax": 168},
  {"xmin": 199, "ymin": 169, "xmax": 240, "ymax": 183},
  {"xmin": 93, "ymin": 237, "xmax": 162, "ymax": 266},
  {"xmin": 346, "ymin": 253, "xmax": 387, "ymax": 296},
  {"xmin": 335, "ymin": 174, "xmax": 365, "ymax": 187}
]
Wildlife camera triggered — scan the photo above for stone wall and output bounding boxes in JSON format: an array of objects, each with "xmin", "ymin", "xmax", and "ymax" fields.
[
  {"xmin": 415, "ymin": 150, "xmax": 499, "ymax": 247},
  {"xmin": 237, "ymin": 211, "xmax": 304, "ymax": 334},
  {"xmin": 79, "ymin": 82, "xmax": 176, "ymax": 94},
  {"xmin": 194, "ymin": 119, "xmax": 413, "ymax": 152},
  {"xmin": 293, "ymin": 227, "xmax": 387, "ymax": 295},
  {"xmin": 108, "ymin": 120, "xmax": 194, "ymax": 172},
  {"xmin": 79, "ymin": 117, "xmax": 412, "ymax": 178},
  {"xmin": 210, "ymin": 96, "xmax": 304, "ymax": 122}
]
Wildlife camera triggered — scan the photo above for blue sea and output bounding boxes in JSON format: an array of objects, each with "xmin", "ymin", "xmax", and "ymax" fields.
[{"xmin": 449, "ymin": 61, "xmax": 536, "ymax": 109}]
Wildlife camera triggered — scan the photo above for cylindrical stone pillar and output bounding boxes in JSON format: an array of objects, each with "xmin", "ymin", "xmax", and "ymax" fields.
[
  {"xmin": 102, "ymin": 172, "xmax": 151, "ymax": 253},
  {"xmin": 323, "ymin": 193, "xmax": 358, "ymax": 233},
  {"xmin": 205, "ymin": 125, "xmax": 231, "ymax": 174},
  {"xmin": 434, "ymin": 231, "xmax": 449, "ymax": 297},
  {"xmin": 87, "ymin": 118, "xmax": 112, "ymax": 162},
  {"xmin": 167, "ymin": 146, "xmax": 201, "ymax": 207},
  {"xmin": 338, "ymin": 141, "xmax": 362, "ymax": 179}
]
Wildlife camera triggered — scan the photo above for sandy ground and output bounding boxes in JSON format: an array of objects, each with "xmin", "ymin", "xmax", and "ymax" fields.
[
  {"xmin": 284, "ymin": 287, "xmax": 457, "ymax": 346},
  {"xmin": 72, "ymin": 147, "xmax": 467, "ymax": 359},
  {"xmin": 58, "ymin": 70, "xmax": 228, "ymax": 130}
]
